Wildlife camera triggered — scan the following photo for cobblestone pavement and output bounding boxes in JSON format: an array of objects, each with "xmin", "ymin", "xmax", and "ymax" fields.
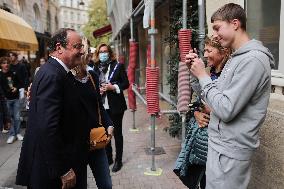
[{"xmin": 0, "ymin": 101, "xmax": 187, "ymax": 189}]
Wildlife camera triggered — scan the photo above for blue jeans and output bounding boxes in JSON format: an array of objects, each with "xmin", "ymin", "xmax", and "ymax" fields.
[
  {"xmin": 89, "ymin": 149, "xmax": 112, "ymax": 189},
  {"xmin": 7, "ymin": 99, "xmax": 21, "ymax": 136}
]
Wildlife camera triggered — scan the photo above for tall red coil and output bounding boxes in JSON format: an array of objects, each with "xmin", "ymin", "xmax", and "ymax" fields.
[
  {"xmin": 146, "ymin": 67, "xmax": 160, "ymax": 114},
  {"xmin": 127, "ymin": 41, "xmax": 138, "ymax": 110},
  {"xmin": 178, "ymin": 29, "xmax": 192, "ymax": 62},
  {"xmin": 177, "ymin": 29, "xmax": 192, "ymax": 113}
]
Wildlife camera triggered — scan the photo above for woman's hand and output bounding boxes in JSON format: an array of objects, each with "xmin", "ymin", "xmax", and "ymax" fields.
[
  {"xmin": 202, "ymin": 104, "xmax": 211, "ymax": 114},
  {"xmin": 102, "ymin": 83, "xmax": 116, "ymax": 91},
  {"xmin": 26, "ymin": 83, "xmax": 32, "ymax": 101},
  {"xmin": 194, "ymin": 111, "xmax": 210, "ymax": 128},
  {"xmin": 99, "ymin": 87, "xmax": 105, "ymax": 95},
  {"xmin": 107, "ymin": 126, "xmax": 114, "ymax": 138}
]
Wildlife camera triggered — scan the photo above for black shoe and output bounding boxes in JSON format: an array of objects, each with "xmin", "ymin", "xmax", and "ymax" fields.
[
  {"xmin": 112, "ymin": 161, "xmax": 123, "ymax": 172},
  {"xmin": 108, "ymin": 158, "xmax": 113, "ymax": 166}
]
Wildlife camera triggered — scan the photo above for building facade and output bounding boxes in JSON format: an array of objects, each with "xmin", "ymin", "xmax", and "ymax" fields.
[
  {"xmin": 0, "ymin": 0, "xmax": 60, "ymax": 59},
  {"xmin": 0, "ymin": 0, "xmax": 59, "ymax": 35},
  {"xmin": 58, "ymin": 0, "xmax": 89, "ymax": 34}
]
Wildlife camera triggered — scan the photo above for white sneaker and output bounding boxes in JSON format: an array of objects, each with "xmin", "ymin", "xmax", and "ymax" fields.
[
  {"xmin": 16, "ymin": 134, "xmax": 24, "ymax": 141},
  {"xmin": 2, "ymin": 129, "xmax": 9, "ymax": 134},
  {"xmin": 7, "ymin": 136, "xmax": 16, "ymax": 144}
]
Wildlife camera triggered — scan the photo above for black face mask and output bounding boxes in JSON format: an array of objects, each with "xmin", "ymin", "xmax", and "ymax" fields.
[{"xmin": 99, "ymin": 60, "xmax": 111, "ymax": 73}]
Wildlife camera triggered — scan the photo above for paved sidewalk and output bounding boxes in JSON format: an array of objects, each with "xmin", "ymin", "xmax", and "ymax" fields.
[
  {"xmin": 87, "ymin": 101, "xmax": 187, "ymax": 189},
  {"xmin": 0, "ymin": 101, "xmax": 187, "ymax": 189},
  {"xmin": 0, "ymin": 130, "xmax": 25, "ymax": 189}
]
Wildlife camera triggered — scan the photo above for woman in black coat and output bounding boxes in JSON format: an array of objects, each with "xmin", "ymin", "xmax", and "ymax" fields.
[{"xmin": 92, "ymin": 43, "xmax": 129, "ymax": 172}]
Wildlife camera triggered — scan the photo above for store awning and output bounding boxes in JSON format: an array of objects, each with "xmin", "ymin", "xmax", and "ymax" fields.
[
  {"xmin": 106, "ymin": 0, "xmax": 132, "ymax": 40},
  {"xmin": 93, "ymin": 24, "xmax": 112, "ymax": 38},
  {"xmin": 0, "ymin": 9, "xmax": 38, "ymax": 51}
]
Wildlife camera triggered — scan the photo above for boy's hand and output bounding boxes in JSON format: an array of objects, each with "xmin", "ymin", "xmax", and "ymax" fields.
[
  {"xmin": 185, "ymin": 49, "xmax": 199, "ymax": 69},
  {"xmin": 190, "ymin": 58, "xmax": 208, "ymax": 79}
]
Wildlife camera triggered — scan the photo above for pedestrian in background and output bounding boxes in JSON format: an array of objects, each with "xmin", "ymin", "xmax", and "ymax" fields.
[
  {"xmin": 9, "ymin": 52, "xmax": 29, "ymax": 90},
  {"xmin": 94, "ymin": 43, "xmax": 129, "ymax": 172},
  {"xmin": 0, "ymin": 84, "xmax": 10, "ymax": 134},
  {"xmin": 20, "ymin": 56, "xmax": 31, "ymax": 83},
  {"xmin": 0, "ymin": 57, "xmax": 23, "ymax": 144},
  {"xmin": 16, "ymin": 28, "xmax": 88, "ymax": 189},
  {"xmin": 186, "ymin": 3, "xmax": 274, "ymax": 189},
  {"xmin": 34, "ymin": 57, "xmax": 46, "ymax": 76}
]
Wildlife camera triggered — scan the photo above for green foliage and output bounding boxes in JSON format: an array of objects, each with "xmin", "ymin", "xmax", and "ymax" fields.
[
  {"xmin": 164, "ymin": 0, "xmax": 199, "ymax": 137},
  {"xmin": 82, "ymin": 0, "xmax": 111, "ymax": 47}
]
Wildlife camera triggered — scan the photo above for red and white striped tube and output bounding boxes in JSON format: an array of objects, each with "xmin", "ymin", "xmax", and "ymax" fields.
[
  {"xmin": 178, "ymin": 29, "xmax": 192, "ymax": 62},
  {"xmin": 177, "ymin": 62, "xmax": 191, "ymax": 113},
  {"xmin": 127, "ymin": 41, "xmax": 139, "ymax": 110},
  {"xmin": 177, "ymin": 29, "xmax": 192, "ymax": 113},
  {"xmin": 146, "ymin": 67, "xmax": 160, "ymax": 114}
]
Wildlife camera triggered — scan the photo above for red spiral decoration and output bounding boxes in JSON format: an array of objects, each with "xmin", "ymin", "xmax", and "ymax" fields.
[
  {"xmin": 178, "ymin": 29, "xmax": 192, "ymax": 62},
  {"xmin": 146, "ymin": 67, "xmax": 160, "ymax": 114},
  {"xmin": 177, "ymin": 29, "xmax": 192, "ymax": 113},
  {"xmin": 127, "ymin": 41, "xmax": 138, "ymax": 110}
]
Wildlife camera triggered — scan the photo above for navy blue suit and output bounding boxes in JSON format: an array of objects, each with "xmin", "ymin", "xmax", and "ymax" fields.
[{"xmin": 16, "ymin": 57, "xmax": 106, "ymax": 189}]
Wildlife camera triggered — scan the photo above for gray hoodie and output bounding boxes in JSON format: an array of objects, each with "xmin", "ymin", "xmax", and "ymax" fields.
[{"xmin": 191, "ymin": 39, "xmax": 274, "ymax": 160}]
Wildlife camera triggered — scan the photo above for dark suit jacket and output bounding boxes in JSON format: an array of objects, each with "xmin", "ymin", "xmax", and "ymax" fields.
[
  {"xmin": 16, "ymin": 57, "xmax": 101, "ymax": 188},
  {"xmin": 102, "ymin": 61, "xmax": 129, "ymax": 115}
]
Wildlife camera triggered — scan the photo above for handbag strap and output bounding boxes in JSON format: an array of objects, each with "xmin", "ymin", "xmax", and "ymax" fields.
[{"xmin": 87, "ymin": 72, "xmax": 102, "ymax": 126}]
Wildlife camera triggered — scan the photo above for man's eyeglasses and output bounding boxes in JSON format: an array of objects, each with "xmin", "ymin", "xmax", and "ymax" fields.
[{"xmin": 72, "ymin": 43, "xmax": 84, "ymax": 50}]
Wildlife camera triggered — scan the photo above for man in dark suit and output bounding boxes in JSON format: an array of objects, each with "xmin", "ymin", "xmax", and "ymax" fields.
[{"xmin": 16, "ymin": 28, "xmax": 87, "ymax": 189}]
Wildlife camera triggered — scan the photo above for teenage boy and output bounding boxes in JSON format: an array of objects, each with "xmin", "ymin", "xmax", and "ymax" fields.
[{"xmin": 185, "ymin": 3, "xmax": 274, "ymax": 189}]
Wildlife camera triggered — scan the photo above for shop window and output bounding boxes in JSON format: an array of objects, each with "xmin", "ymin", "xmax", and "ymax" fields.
[{"xmin": 246, "ymin": 0, "xmax": 281, "ymax": 68}]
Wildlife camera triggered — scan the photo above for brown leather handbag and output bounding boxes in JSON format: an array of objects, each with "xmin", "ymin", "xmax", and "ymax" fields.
[{"xmin": 88, "ymin": 73, "xmax": 111, "ymax": 150}]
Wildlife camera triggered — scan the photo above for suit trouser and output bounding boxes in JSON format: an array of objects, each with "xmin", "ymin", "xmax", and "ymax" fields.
[
  {"xmin": 89, "ymin": 149, "xmax": 112, "ymax": 189},
  {"xmin": 206, "ymin": 145, "xmax": 251, "ymax": 189},
  {"xmin": 106, "ymin": 111, "xmax": 124, "ymax": 163}
]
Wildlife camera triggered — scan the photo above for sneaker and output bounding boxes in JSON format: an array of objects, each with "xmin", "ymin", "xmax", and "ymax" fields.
[
  {"xmin": 2, "ymin": 129, "xmax": 9, "ymax": 134},
  {"xmin": 7, "ymin": 136, "xmax": 16, "ymax": 144},
  {"xmin": 16, "ymin": 134, "xmax": 24, "ymax": 141}
]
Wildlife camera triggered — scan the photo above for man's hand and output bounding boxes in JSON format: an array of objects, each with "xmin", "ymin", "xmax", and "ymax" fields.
[
  {"xmin": 194, "ymin": 111, "xmax": 210, "ymax": 128},
  {"xmin": 61, "ymin": 168, "xmax": 76, "ymax": 189}
]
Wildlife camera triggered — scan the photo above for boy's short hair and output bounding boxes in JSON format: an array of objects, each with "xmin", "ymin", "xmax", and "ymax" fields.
[{"xmin": 211, "ymin": 3, "xmax": 246, "ymax": 30}]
